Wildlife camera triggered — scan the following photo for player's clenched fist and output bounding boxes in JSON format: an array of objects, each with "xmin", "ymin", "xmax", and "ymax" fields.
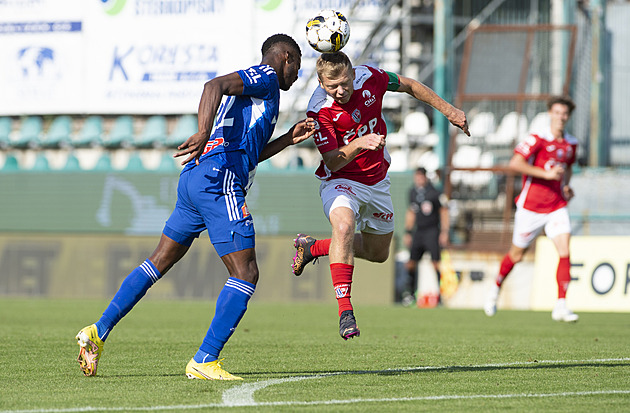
[{"xmin": 358, "ymin": 133, "xmax": 385, "ymax": 151}]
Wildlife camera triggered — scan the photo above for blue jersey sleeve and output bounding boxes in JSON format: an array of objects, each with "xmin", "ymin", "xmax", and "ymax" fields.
[{"xmin": 237, "ymin": 65, "xmax": 278, "ymax": 100}]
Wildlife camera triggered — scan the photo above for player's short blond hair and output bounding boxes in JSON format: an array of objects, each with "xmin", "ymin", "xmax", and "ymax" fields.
[{"xmin": 316, "ymin": 51, "xmax": 352, "ymax": 80}]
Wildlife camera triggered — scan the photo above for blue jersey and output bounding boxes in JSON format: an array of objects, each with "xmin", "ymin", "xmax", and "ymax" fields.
[{"xmin": 184, "ymin": 64, "xmax": 280, "ymax": 184}]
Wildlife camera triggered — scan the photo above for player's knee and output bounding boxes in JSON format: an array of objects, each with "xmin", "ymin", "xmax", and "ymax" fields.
[{"xmin": 332, "ymin": 220, "xmax": 354, "ymax": 237}]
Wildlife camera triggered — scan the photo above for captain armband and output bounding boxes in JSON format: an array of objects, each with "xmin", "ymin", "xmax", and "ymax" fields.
[{"xmin": 385, "ymin": 71, "xmax": 401, "ymax": 91}]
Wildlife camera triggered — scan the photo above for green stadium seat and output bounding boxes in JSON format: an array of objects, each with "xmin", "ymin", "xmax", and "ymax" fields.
[
  {"xmin": 101, "ymin": 115, "xmax": 133, "ymax": 148},
  {"xmin": 2, "ymin": 154, "xmax": 19, "ymax": 171},
  {"xmin": 42, "ymin": 115, "xmax": 72, "ymax": 148},
  {"xmin": 256, "ymin": 160, "xmax": 273, "ymax": 171},
  {"xmin": 92, "ymin": 153, "xmax": 113, "ymax": 171},
  {"xmin": 31, "ymin": 153, "xmax": 50, "ymax": 171},
  {"xmin": 125, "ymin": 152, "xmax": 145, "ymax": 171},
  {"xmin": 74, "ymin": 115, "xmax": 103, "ymax": 147},
  {"xmin": 13, "ymin": 116, "xmax": 42, "ymax": 149},
  {"xmin": 166, "ymin": 114, "xmax": 197, "ymax": 148},
  {"xmin": 136, "ymin": 115, "xmax": 167, "ymax": 148},
  {"xmin": 0, "ymin": 117, "xmax": 12, "ymax": 149},
  {"xmin": 63, "ymin": 153, "xmax": 82, "ymax": 171},
  {"xmin": 156, "ymin": 152, "xmax": 178, "ymax": 172}
]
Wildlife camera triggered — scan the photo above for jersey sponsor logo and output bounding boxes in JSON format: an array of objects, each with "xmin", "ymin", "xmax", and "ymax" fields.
[
  {"xmin": 203, "ymin": 137, "xmax": 224, "ymax": 154},
  {"xmin": 354, "ymin": 67, "xmax": 371, "ymax": 88},
  {"xmin": 245, "ymin": 67, "xmax": 262, "ymax": 84},
  {"xmin": 334, "ymin": 183, "xmax": 356, "ymax": 195},
  {"xmin": 352, "ymin": 108, "xmax": 361, "ymax": 123},
  {"xmin": 342, "ymin": 129, "xmax": 355, "ymax": 145},
  {"xmin": 362, "ymin": 89, "xmax": 377, "ymax": 107},
  {"xmin": 546, "ymin": 145, "xmax": 556, "ymax": 152},
  {"xmin": 241, "ymin": 202, "xmax": 250, "ymax": 218},
  {"xmin": 314, "ymin": 131, "xmax": 328, "ymax": 147},
  {"xmin": 372, "ymin": 212, "xmax": 393, "ymax": 222},
  {"xmin": 332, "ymin": 112, "xmax": 342, "ymax": 121},
  {"xmin": 335, "ymin": 284, "xmax": 350, "ymax": 298}
]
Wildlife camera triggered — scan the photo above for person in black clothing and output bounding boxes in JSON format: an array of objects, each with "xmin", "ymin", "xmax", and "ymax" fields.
[{"xmin": 402, "ymin": 167, "xmax": 449, "ymax": 306}]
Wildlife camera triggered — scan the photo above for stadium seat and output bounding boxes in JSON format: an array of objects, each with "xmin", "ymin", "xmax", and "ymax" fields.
[
  {"xmin": 155, "ymin": 152, "xmax": 178, "ymax": 172},
  {"xmin": 125, "ymin": 152, "xmax": 145, "ymax": 171},
  {"xmin": 451, "ymin": 145, "xmax": 481, "ymax": 186},
  {"xmin": 528, "ymin": 112, "xmax": 549, "ymax": 136},
  {"xmin": 388, "ymin": 149, "xmax": 408, "ymax": 171},
  {"xmin": 42, "ymin": 115, "xmax": 72, "ymax": 148},
  {"xmin": 416, "ymin": 150, "xmax": 440, "ymax": 174},
  {"xmin": 468, "ymin": 111, "xmax": 496, "ymax": 138},
  {"xmin": 385, "ymin": 131, "xmax": 407, "ymax": 147},
  {"xmin": 92, "ymin": 153, "xmax": 113, "ymax": 171},
  {"xmin": 403, "ymin": 112, "xmax": 431, "ymax": 147},
  {"xmin": 256, "ymin": 160, "xmax": 273, "ymax": 171},
  {"xmin": 101, "ymin": 115, "xmax": 133, "ymax": 148},
  {"xmin": 12, "ymin": 116, "xmax": 42, "ymax": 149},
  {"xmin": 486, "ymin": 112, "xmax": 528, "ymax": 146},
  {"xmin": 0, "ymin": 117, "xmax": 12, "ymax": 149},
  {"xmin": 136, "ymin": 115, "xmax": 167, "ymax": 148},
  {"xmin": 75, "ymin": 115, "xmax": 103, "ymax": 147},
  {"xmin": 1, "ymin": 154, "xmax": 19, "ymax": 171},
  {"xmin": 63, "ymin": 153, "xmax": 82, "ymax": 171},
  {"xmin": 31, "ymin": 153, "xmax": 50, "ymax": 171},
  {"xmin": 166, "ymin": 114, "xmax": 197, "ymax": 148}
]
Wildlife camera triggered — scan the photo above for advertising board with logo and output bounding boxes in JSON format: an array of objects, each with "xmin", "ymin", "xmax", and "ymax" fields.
[
  {"xmin": 0, "ymin": 0, "xmax": 395, "ymax": 115},
  {"xmin": 532, "ymin": 236, "xmax": 630, "ymax": 312}
]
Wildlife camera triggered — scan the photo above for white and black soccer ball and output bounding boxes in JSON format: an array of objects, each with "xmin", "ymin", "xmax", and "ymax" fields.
[{"xmin": 305, "ymin": 9, "xmax": 350, "ymax": 53}]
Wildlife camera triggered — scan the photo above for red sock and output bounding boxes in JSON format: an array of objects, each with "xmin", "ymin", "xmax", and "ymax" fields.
[
  {"xmin": 557, "ymin": 256, "xmax": 571, "ymax": 299},
  {"xmin": 330, "ymin": 263, "xmax": 353, "ymax": 316},
  {"xmin": 311, "ymin": 238, "xmax": 331, "ymax": 257},
  {"xmin": 496, "ymin": 254, "xmax": 515, "ymax": 287}
]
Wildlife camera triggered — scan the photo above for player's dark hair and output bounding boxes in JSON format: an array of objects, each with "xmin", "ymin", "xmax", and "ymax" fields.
[
  {"xmin": 415, "ymin": 167, "xmax": 427, "ymax": 175},
  {"xmin": 547, "ymin": 95, "xmax": 576, "ymax": 114},
  {"xmin": 262, "ymin": 34, "xmax": 302, "ymax": 58},
  {"xmin": 316, "ymin": 51, "xmax": 352, "ymax": 79}
]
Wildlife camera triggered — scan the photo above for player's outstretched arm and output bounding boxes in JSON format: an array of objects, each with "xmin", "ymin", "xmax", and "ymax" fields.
[
  {"xmin": 397, "ymin": 75, "xmax": 469, "ymax": 136},
  {"xmin": 174, "ymin": 72, "xmax": 244, "ymax": 165},
  {"xmin": 259, "ymin": 118, "xmax": 317, "ymax": 162}
]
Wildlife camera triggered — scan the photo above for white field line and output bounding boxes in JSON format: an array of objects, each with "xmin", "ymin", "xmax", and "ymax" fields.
[
  {"xmin": 222, "ymin": 357, "xmax": 630, "ymax": 406},
  {"xmin": 2, "ymin": 358, "xmax": 629, "ymax": 413}
]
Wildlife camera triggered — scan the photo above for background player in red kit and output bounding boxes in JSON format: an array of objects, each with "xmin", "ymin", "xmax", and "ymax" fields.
[
  {"xmin": 484, "ymin": 95, "xmax": 579, "ymax": 322},
  {"xmin": 292, "ymin": 52, "xmax": 469, "ymax": 339}
]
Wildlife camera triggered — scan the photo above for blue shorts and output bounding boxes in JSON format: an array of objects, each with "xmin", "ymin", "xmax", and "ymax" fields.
[{"xmin": 163, "ymin": 152, "xmax": 255, "ymax": 257}]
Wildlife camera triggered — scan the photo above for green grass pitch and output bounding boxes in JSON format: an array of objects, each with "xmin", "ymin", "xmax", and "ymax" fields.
[{"xmin": 0, "ymin": 298, "xmax": 628, "ymax": 412}]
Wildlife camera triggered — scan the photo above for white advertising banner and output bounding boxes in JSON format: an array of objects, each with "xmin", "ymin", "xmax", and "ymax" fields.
[
  {"xmin": 532, "ymin": 236, "xmax": 630, "ymax": 312},
  {"xmin": 0, "ymin": 0, "xmax": 391, "ymax": 115},
  {"xmin": 0, "ymin": 0, "xmax": 85, "ymax": 114}
]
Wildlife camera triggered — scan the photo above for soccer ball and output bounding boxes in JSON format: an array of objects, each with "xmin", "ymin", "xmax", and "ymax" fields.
[{"xmin": 306, "ymin": 10, "xmax": 350, "ymax": 53}]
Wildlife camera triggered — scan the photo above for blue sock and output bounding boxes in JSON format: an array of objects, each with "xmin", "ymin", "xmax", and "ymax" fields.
[
  {"xmin": 95, "ymin": 259, "xmax": 162, "ymax": 341},
  {"xmin": 193, "ymin": 277, "xmax": 255, "ymax": 363}
]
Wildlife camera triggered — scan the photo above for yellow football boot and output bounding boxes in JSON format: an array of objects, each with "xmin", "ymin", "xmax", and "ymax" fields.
[
  {"xmin": 185, "ymin": 358, "xmax": 243, "ymax": 381},
  {"xmin": 76, "ymin": 324, "xmax": 104, "ymax": 376}
]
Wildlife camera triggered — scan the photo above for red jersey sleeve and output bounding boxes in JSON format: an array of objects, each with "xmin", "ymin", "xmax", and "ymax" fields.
[
  {"xmin": 308, "ymin": 108, "xmax": 340, "ymax": 154},
  {"xmin": 514, "ymin": 134, "xmax": 543, "ymax": 160}
]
